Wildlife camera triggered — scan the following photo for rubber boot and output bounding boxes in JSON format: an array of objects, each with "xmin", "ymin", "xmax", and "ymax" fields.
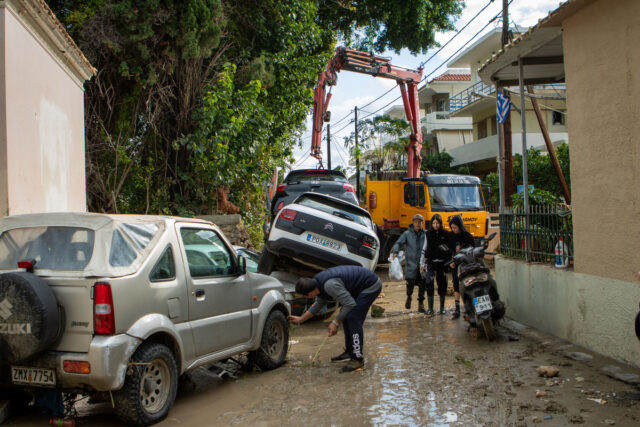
[
  {"xmin": 405, "ymin": 296, "xmax": 411, "ymax": 310},
  {"xmin": 426, "ymin": 296, "xmax": 434, "ymax": 315},
  {"xmin": 452, "ymin": 301, "xmax": 461, "ymax": 319},
  {"xmin": 439, "ymin": 296, "xmax": 446, "ymax": 315},
  {"xmin": 418, "ymin": 301, "xmax": 426, "ymax": 313}
]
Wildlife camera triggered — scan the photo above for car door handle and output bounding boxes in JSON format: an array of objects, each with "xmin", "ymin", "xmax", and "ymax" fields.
[{"xmin": 193, "ymin": 289, "xmax": 205, "ymax": 301}]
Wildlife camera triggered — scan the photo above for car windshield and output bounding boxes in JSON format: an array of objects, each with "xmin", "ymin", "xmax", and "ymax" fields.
[
  {"xmin": 0, "ymin": 226, "xmax": 95, "ymax": 270},
  {"xmin": 296, "ymin": 195, "xmax": 372, "ymax": 228},
  {"xmin": 428, "ymin": 184, "xmax": 484, "ymax": 211},
  {"xmin": 285, "ymin": 172, "xmax": 346, "ymax": 183}
]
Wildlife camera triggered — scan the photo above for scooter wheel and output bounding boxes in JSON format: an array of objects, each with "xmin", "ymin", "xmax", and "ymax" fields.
[{"xmin": 481, "ymin": 317, "xmax": 497, "ymax": 341}]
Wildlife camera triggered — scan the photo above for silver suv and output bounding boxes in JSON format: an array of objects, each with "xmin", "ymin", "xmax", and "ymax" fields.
[{"xmin": 0, "ymin": 213, "xmax": 290, "ymax": 425}]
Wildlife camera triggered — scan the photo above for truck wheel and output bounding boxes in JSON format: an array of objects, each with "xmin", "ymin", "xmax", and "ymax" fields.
[
  {"xmin": 257, "ymin": 248, "xmax": 276, "ymax": 275},
  {"xmin": 249, "ymin": 310, "xmax": 288, "ymax": 370},
  {"xmin": 114, "ymin": 342, "xmax": 178, "ymax": 426}
]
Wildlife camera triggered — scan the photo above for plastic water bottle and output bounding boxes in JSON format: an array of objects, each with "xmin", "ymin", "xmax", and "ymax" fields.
[{"xmin": 554, "ymin": 237, "xmax": 567, "ymax": 268}]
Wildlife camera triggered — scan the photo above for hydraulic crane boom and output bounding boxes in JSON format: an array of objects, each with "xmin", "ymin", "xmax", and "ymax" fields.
[{"xmin": 311, "ymin": 47, "xmax": 424, "ymax": 178}]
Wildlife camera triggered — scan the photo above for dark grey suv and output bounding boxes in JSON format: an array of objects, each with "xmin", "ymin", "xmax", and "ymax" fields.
[{"xmin": 270, "ymin": 169, "xmax": 358, "ymax": 218}]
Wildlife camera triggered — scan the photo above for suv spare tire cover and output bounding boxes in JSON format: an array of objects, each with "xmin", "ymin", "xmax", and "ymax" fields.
[{"xmin": 0, "ymin": 272, "xmax": 60, "ymax": 363}]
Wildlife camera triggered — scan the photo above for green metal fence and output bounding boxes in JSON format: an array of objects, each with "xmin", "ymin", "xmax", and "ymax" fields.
[{"xmin": 499, "ymin": 205, "xmax": 573, "ymax": 265}]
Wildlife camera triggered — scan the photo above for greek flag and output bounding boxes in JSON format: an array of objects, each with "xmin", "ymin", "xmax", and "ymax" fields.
[{"xmin": 497, "ymin": 91, "xmax": 511, "ymax": 124}]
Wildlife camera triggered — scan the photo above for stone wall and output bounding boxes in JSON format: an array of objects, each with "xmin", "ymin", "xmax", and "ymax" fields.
[{"xmin": 197, "ymin": 214, "xmax": 253, "ymax": 249}]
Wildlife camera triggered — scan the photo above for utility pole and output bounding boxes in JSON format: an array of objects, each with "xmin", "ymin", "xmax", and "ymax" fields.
[
  {"xmin": 518, "ymin": 57, "xmax": 530, "ymax": 261},
  {"xmin": 354, "ymin": 106, "xmax": 360, "ymax": 203},
  {"xmin": 326, "ymin": 123, "xmax": 331, "ymax": 170},
  {"xmin": 501, "ymin": 0, "xmax": 514, "ymax": 206}
]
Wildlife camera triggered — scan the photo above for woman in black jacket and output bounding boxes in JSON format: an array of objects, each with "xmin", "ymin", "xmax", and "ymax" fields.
[
  {"xmin": 447, "ymin": 215, "xmax": 475, "ymax": 319},
  {"xmin": 425, "ymin": 214, "xmax": 449, "ymax": 315}
]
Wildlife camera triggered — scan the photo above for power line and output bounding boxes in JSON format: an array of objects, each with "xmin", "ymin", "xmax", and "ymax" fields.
[
  {"xmin": 417, "ymin": 0, "xmax": 496, "ymax": 69},
  {"xmin": 350, "ymin": 3, "xmax": 513, "ymax": 122}
]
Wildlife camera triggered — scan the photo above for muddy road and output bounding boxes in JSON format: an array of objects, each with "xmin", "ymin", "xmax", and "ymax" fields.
[{"xmin": 7, "ymin": 277, "xmax": 640, "ymax": 426}]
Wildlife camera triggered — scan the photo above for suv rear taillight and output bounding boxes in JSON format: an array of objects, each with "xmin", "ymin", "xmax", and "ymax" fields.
[
  {"xmin": 362, "ymin": 235, "xmax": 378, "ymax": 249},
  {"xmin": 93, "ymin": 282, "xmax": 115, "ymax": 335},
  {"xmin": 343, "ymin": 183, "xmax": 355, "ymax": 193},
  {"xmin": 280, "ymin": 209, "xmax": 297, "ymax": 221},
  {"xmin": 276, "ymin": 184, "xmax": 287, "ymax": 193},
  {"xmin": 276, "ymin": 201, "xmax": 284, "ymax": 211}
]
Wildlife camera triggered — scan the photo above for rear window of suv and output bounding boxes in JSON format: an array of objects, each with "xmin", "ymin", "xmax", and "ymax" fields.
[
  {"xmin": 0, "ymin": 226, "xmax": 95, "ymax": 270},
  {"xmin": 284, "ymin": 170, "xmax": 347, "ymax": 183},
  {"xmin": 296, "ymin": 195, "xmax": 372, "ymax": 228}
]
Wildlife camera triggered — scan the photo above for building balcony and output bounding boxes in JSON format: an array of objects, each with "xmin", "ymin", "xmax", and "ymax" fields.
[
  {"xmin": 448, "ymin": 82, "xmax": 567, "ymax": 117},
  {"xmin": 420, "ymin": 112, "xmax": 472, "ymax": 135},
  {"xmin": 449, "ymin": 132, "xmax": 568, "ymax": 167}
]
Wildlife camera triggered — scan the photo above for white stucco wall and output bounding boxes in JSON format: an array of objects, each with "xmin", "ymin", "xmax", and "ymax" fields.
[
  {"xmin": 496, "ymin": 257, "xmax": 640, "ymax": 368},
  {"xmin": 1, "ymin": 5, "xmax": 87, "ymax": 214}
]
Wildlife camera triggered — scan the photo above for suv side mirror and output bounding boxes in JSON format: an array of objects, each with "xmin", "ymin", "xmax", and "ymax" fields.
[{"xmin": 238, "ymin": 255, "xmax": 247, "ymax": 275}]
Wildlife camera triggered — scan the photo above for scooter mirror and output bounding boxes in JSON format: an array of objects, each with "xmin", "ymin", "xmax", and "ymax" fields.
[{"xmin": 485, "ymin": 232, "xmax": 497, "ymax": 242}]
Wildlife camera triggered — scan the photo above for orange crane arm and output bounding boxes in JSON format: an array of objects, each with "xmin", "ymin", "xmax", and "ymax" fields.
[{"xmin": 311, "ymin": 47, "xmax": 424, "ymax": 178}]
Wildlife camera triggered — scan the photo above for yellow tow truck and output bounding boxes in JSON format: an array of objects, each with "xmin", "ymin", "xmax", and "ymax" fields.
[{"xmin": 364, "ymin": 172, "xmax": 489, "ymax": 260}]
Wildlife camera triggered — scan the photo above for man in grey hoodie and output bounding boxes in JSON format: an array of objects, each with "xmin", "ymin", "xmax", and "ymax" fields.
[{"xmin": 391, "ymin": 214, "xmax": 427, "ymax": 313}]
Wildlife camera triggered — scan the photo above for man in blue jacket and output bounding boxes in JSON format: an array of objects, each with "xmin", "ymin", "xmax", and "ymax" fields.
[{"xmin": 289, "ymin": 266, "xmax": 382, "ymax": 372}]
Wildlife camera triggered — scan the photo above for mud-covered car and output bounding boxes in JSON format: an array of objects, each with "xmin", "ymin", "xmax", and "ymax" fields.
[
  {"xmin": 259, "ymin": 192, "xmax": 380, "ymax": 274},
  {"xmin": 0, "ymin": 213, "xmax": 289, "ymax": 425}
]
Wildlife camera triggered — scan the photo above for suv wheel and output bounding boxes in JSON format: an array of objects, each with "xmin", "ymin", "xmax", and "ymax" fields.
[
  {"xmin": 257, "ymin": 248, "xmax": 276, "ymax": 275},
  {"xmin": 249, "ymin": 310, "xmax": 288, "ymax": 370},
  {"xmin": 114, "ymin": 342, "xmax": 178, "ymax": 426}
]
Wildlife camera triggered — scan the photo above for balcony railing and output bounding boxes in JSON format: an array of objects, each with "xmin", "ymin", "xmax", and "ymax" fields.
[
  {"xmin": 448, "ymin": 82, "xmax": 567, "ymax": 114},
  {"xmin": 449, "ymin": 81, "xmax": 495, "ymax": 113}
]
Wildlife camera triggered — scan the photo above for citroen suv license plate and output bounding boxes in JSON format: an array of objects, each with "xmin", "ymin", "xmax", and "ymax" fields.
[{"xmin": 306, "ymin": 233, "xmax": 342, "ymax": 251}]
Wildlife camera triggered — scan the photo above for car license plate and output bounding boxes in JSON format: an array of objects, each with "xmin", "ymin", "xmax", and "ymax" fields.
[
  {"xmin": 306, "ymin": 233, "xmax": 342, "ymax": 251},
  {"xmin": 11, "ymin": 366, "xmax": 56, "ymax": 386},
  {"xmin": 472, "ymin": 295, "xmax": 493, "ymax": 314}
]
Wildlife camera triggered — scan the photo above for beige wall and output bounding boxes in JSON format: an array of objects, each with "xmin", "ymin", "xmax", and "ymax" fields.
[
  {"xmin": 496, "ymin": 257, "xmax": 640, "ymax": 368},
  {"xmin": 436, "ymin": 129, "xmax": 473, "ymax": 153},
  {"xmin": 0, "ymin": 5, "xmax": 87, "ymax": 214},
  {"xmin": 563, "ymin": 0, "xmax": 640, "ymax": 282}
]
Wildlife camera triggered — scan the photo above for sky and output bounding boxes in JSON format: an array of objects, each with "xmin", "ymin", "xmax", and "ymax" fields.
[{"xmin": 292, "ymin": 0, "xmax": 565, "ymax": 171}]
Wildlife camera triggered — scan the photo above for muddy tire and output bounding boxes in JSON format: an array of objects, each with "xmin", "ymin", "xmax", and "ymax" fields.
[
  {"xmin": 114, "ymin": 342, "xmax": 178, "ymax": 426},
  {"xmin": 249, "ymin": 310, "xmax": 288, "ymax": 370},
  {"xmin": 257, "ymin": 248, "xmax": 276, "ymax": 275},
  {"xmin": 481, "ymin": 317, "xmax": 497, "ymax": 341}
]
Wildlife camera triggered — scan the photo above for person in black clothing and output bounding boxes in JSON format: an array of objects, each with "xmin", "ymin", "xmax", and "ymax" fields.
[
  {"xmin": 447, "ymin": 215, "xmax": 476, "ymax": 319},
  {"xmin": 289, "ymin": 266, "xmax": 382, "ymax": 372},
  {"xmin": 425, "ymin": 214, "xmax": 449, "ymax": 315}
]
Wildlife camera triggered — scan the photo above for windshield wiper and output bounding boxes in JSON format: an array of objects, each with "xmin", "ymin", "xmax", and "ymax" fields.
[
  {"xmin": 332, "ymin": 211, "xmax": 354, "ymax": 221},
  {"xmin": 431, "ymin": 204, "xmax": 458, "ymax": 212}
]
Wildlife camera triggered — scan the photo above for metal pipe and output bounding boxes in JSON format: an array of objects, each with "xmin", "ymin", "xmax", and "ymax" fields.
[
  {"xmin": 496, "ymin": 83, "xmax": 505, "ymax": 212},
  {"xmin": 518, "ymin": 56, "xmax": 530, "ymax": 261}
]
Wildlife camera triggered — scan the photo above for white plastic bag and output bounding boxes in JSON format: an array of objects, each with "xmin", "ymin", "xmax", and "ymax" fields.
[{"xmin": 389, "ymin": 257, "xmax": 404, "ymax": 281}]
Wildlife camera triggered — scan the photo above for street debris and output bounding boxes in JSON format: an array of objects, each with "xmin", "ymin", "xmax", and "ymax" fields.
[
  {"xmin": 455, "ymin": 354, "xmax": 473, "ymax": 368},
  {"xmin": 566, "ymin": 352, "xmax": 594, "ymax": 363},
  {"xmin": 508, "ymin": 335, "xmax": 520, "ymax": 341},
  {"xmin": 603, "ymin": 419, "xmax": 616, "ymax": 425},
  {"xmin": 587, "ymin": 398, "xmax": 607, "ymax": 405},
  {"xmin": 600, "ymin": 365, "xmax": 640, "ymax": 385},
  {"xmin": 544, "ymin": 415, "xmax": 553, "ymax": 420},
  {"xmin": 575, "ymin": 376, "xmax": 584, "ymax": 382},
  {"xmin": 371, "ymin": 304, "xmax": 385, "ymax": 318},
  {"xmin": 537, "ymin": 366, "xmax": 560, "ymax": 378},
  {"xmin": 536, "ymin": 390, "xmax": 547, "ymax": 398},
  {"xmin": 532, "ymin": 416, "xmax": 542, "ymax": 423}
]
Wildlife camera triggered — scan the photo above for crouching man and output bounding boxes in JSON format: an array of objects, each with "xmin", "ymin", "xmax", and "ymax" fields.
[{"xmin": 288, "ymin": 266, "xmax": 382, "ymax": 372}]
